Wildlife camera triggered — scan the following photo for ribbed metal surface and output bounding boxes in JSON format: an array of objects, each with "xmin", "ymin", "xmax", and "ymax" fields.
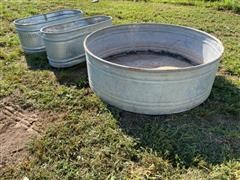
[
  {"xmin": 41, "ymin": 15, "xmax": 112, "ymax": 68},
  {"xmin": 14, "ymin": 10, "xmax": 83, "ymax": 53},
  {"xmin": 84, "ymin": 24, "xmax": 224, "ymax": 115}
]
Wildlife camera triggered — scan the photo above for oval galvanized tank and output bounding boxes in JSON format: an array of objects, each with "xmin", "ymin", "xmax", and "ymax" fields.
[
  {"xmin": 84, "ymin": 24, "xmax": 224, "ymax": 115},
  {"xmin": 14, "ymin": 10, "xmax": 84, "ymax": 53},
  {"xmin": 41, "ymin": 15, "xmax": 112, "ymax": 68}
]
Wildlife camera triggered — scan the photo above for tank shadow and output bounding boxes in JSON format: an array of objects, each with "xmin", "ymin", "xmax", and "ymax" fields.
[
  {"xmin": 52, "ymin": 62, "xmax": 88, "ymax": 88},
  {"xmin": 24, "ymin": 52, "xmax": 50, "ymax": 70},
  {"xmin": 107, "ymin": 75, "xmax": 240, "ymax": 167},
  {"xmin": 24, "ymin": 52, "xmax": 88, "ymax": 88}
]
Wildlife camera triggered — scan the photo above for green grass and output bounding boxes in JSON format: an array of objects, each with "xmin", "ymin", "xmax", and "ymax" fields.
[
  {"xmin": 0, "ymin": 0, "xmax": 240, "ymax": 179},
  {"xmin": 144, "ymin": 0, "xmax": 240, "ymax": 14}
]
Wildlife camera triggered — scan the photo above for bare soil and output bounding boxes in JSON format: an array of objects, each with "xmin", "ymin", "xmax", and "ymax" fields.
[{"xmin": 0, "ymin": 98, "xmax": 63, "ymax": 168}]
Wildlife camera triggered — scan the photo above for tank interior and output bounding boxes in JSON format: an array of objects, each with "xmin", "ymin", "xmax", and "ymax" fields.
[
  {"xmin": 16, "ymin": 10, "xmax": 80, "ymax": 25},
  {"xmin": 43, "ymin": 16, "xmax": 110, "ymax": 33},
  {"xmin": 86, "ymin": 25, "xmax": 223, "ymax": 70}
]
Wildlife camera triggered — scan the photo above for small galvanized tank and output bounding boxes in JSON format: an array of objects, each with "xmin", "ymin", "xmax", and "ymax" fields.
[
  {"xmin": 40, "ymin": 15, "xmax": 112, "ymax": 68},
  {"xmin": 84, "ymin": 24, "xmax": 224, "ymax": 115},
  {"xmin": 14, "ymin": 10, "xmax": 83, "ymax": 53}
]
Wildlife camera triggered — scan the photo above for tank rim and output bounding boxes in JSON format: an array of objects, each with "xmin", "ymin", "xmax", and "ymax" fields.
[
  {"xmin": 84, "ymin": 23, "xmax": 224, "ymax": 72},
  {"xmin": 13, "ymin": 9, "xmax": 83, "ymax": 27},
  {"xmin": 40, "ymin": 15, "xmax": 112, "ymax": 35}
]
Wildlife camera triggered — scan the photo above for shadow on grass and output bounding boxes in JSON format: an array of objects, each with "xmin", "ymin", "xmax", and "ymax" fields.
[
  {"xmin": 24, "ymin": 52, "xmax": 88, "ymax": 88},
  {"xmin": 108, "ymin": 75, "xmax": 240, "ymax": 167},
  {"xmin": 24, "ymin": 52, "xmax": 50, "ymax": 70},
  {"xmin": 52, "ymin": 62, "xmax": 88, "ymax": 88}
]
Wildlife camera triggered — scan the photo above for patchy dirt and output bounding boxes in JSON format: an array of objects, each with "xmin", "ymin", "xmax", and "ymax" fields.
[{"xmin": 0, "ymin": 98, "xmax": 63, "ymax": 168}]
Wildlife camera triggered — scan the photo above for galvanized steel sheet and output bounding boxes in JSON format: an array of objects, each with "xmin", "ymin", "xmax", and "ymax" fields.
[
  {"xmin": 41, "ymin": 15, "xmax": 112, "ymax": 68},
  {"xmin": 14, "ymin": 10, "xmax": 83, "ymax": 53},
  {"xmin": 84, "ymin": 24, "xmax": 224, "ymax": 115}
]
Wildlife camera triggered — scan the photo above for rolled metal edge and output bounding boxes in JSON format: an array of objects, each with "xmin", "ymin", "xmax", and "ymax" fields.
[
  {"xmin": 84, "ymin": 23, "xmax": 224, "ymax": 73},
  {"xmin": 14, "ymin": 9, "xmax": 84, "ymax": 53},
  {"xmin": 84, "ymin": 24, "xmax": 224, "ymax": 114},
  {"xmin": 48, "ymin": 54, "xmax": 86, "ymax": 68},
  {"xmin": 40, "ymin": 15, "xmax": 112, "ymax": 68}
]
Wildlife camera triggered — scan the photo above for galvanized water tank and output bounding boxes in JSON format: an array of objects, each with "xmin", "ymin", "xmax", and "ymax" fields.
[
  {"xmin": 41, "ymin": 15, "xmax": 112, "ymax": 68},
  {"xmin": 84, "ymin": 24, "xmax": 224, "ymax": 115},
  {"xmin": 14, "ymin": 10, "xmax": 83, "ymax": 53}
]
